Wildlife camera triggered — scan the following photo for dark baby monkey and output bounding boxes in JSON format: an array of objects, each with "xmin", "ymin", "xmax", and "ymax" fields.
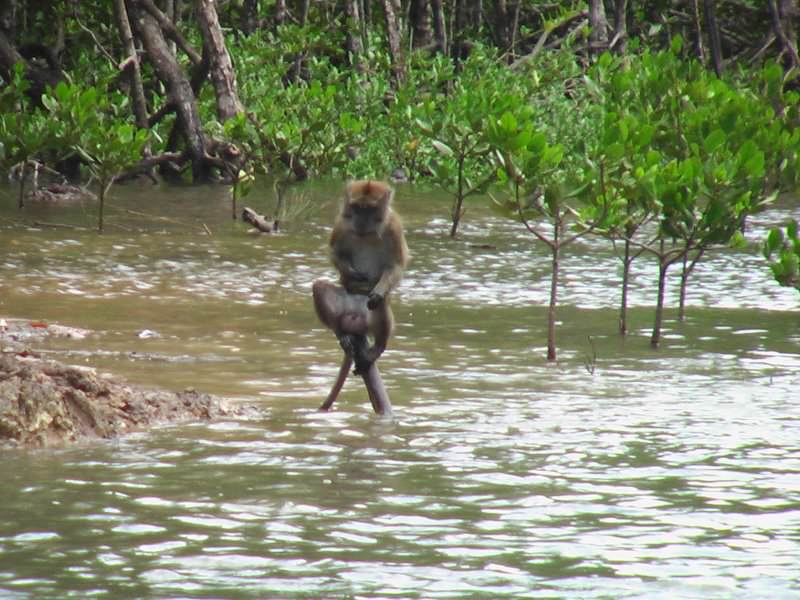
[{"xmin": 313, "ymin": 180, "xmax": 409, "ymax": 412}]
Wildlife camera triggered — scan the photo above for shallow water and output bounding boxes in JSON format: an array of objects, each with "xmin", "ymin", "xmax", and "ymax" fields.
[{"xmin": 1, "ymin": 182, "xmax": 799, "ymax": 598}]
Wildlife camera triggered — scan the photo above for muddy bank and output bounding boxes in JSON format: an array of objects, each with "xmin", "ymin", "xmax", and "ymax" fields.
[{"xmin": 0, "ymin": 319, "xmax": 248, "ymax": 448}]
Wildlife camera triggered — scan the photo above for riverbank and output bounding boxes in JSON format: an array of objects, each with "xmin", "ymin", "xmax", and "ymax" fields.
[{"xmin": 1, "ymin": 318, "xmax": 246, "ymax": 448}]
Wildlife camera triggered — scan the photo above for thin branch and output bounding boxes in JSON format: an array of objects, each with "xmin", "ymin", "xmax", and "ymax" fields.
[
  {"xmin": 513, "ymin": 184, "xmax": 556, "ymax": 250},
  {"xmin": 75, "ymin": 14, "xmax": 116, "ymax": 65},
  {"xmin": 138, "ymin": 0, "xmax": 203, "ymax": 65}
]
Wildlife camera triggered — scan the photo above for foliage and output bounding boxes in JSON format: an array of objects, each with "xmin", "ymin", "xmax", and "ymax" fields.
[
  {"xmin": 582, "ymin": 40, "xmax": 800, "ymax": 344},
  {"xmin": 42, "ymin": 81, "xmax": 148, "ymax": 231},
  {"xmin": 764, "ymin": 220, "xmax": 800, "ymax": 293},
  {"xmin": 416, "ymin": 48, "xmax": 510, "ymax": 237},
  {"xmin": 2, "ymin": 2, "xmax": 797, "ymax": 347},
  {"xmin": 0, "ymin": 64, "xmax": 50, "ymax": 206},
  {"xmin": 487, "ymin": 87, "xmax": 591, "ymax": 361}
]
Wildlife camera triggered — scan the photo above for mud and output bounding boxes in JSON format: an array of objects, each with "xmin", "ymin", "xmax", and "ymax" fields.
[{"xmin": 0, "ymin": 319, "xmax": 247, "ymax": 448}]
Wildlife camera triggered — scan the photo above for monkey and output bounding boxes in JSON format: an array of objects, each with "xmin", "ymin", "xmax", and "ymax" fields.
[{"xmin": 312, "ymin": 180, "xmax": 409, "ymax": 412}]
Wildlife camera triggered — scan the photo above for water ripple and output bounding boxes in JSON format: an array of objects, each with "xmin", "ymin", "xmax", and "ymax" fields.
[{"xmin": 1, "ymin": 186, "xmax": 799, "ymax": 598}]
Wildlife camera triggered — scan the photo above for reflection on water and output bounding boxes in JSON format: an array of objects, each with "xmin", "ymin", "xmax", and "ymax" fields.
[{"xmin": 1, "ymin": 183, "xmax": 799, "ymax": 598}]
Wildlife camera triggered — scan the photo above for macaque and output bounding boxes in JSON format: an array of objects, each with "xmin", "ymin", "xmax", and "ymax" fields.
[{"xmin": 313, "ymin": 180, "xmax": 409, "ymax": 413}]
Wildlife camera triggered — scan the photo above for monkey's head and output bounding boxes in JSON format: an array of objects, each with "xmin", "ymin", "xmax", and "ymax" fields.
[{"xmin": 343, "ymin": 180, "xmax": 394, "ymax": 236}]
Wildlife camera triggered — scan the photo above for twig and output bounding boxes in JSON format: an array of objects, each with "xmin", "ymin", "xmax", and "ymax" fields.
[
  {"xmin": 31, "ymin": 221, "xmax": 89, "ymax": 230},
  {"xmin": 75, "ymin": 14, "xmax": 116, "ymax": 65},
  {"xmin": 584, "ymin": 335, "xmax": 597, "ymax": 375}
]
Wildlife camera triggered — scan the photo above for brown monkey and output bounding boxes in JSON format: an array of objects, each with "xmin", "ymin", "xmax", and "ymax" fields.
[{"xmin": 313, "ymin": 180, "xmax": 409, "ymax": 412}]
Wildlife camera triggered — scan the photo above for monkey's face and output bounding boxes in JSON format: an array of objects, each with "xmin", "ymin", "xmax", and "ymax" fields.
[{"xmin": 346, "ymin": 203, "xmax": 385, "ymax": 236}]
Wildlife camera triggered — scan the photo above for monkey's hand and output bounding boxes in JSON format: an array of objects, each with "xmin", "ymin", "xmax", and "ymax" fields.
[{"xmin": 367, "ymin": 292, "xmax": 384, "ymax": 310}]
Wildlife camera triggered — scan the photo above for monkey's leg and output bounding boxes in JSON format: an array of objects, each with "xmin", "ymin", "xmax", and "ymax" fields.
[
  {"xmin": 319, "ymin": 354, "xmax": 352, "ymax": 411},
  {"xmin": 340, "ymin": 333, "xmax": 372, "ymax": 375},
  {"xmin": 361, "ymin": 362, "xmax": 393, "ymax": 416}
]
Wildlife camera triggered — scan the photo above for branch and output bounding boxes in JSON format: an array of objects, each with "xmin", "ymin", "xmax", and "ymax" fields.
[
  {"xmin": 511, "ymin": 10, "xmax": 588, "ymax": 70},
  {"xmin": 116, "ymin": 151, "xmax": 186, "ymax": 182},
  {"xmin": 768, "ymin": 0, "xmax": 800, "ymax": 70},
  {"xmin": 75, "ymin": 15, "xmax": 116, "ymax": 65},
  {"xmin": 513, "ymin": 185, "xmax": 556, "ymax": 250},
  {"xmin": 138, "ymin": 0, "xmax": 203, "ymax": 65}
]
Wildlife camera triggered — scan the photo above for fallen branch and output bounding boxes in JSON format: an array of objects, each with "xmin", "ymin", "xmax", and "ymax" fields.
[
  {"xmin": 242, "ymin": 207, "xmax": 277, "ymax": 233},
  {"xmin": 32, "ymin": 221, "xmax": 89, "ymax": 230}
]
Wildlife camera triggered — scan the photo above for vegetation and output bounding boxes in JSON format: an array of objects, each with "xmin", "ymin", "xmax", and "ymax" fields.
[
  {"xmin": 764, "ymin": 220, "xmax": 800, "ymax": 294},
  {"xmin": 584, "ymin": 41, "xmax": 797, "ymax": 347},
  {"xmin": 1, "ymin": 0, "xmax": 798, "ymax": 359}
]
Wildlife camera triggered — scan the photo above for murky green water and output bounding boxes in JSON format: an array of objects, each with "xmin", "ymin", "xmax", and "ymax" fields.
[{"xmin": 1, "ymin": 182, "xmax": 799, "ymax": 598}]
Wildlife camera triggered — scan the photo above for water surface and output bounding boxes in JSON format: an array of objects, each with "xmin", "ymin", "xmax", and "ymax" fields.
[{"xmin": 1, "ymin": 182, "xmax": 799, "ymax": 598}]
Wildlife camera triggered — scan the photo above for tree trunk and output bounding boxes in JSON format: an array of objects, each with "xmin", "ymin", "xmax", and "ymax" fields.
[
  {"xmin": 690, "ymin": 0, "xmax": 706, "ymax": 62},
  {"xmin": 679, "ymin": 251, "xmax": 689, "ymax": 322},
  {"xmin": 453, "ymin": 0, "xmax": 468, "ymax": 60},
  {"xmin": 431, "ymin": 0, "xmax": 447, "ymax": 53},
  {"xmin": 240, "ymin": 0, "xmax": 259, "ymax": 34},
  {"xmin": 546, "ymin": 215, "xmax": 562, "ymax": 362},
  {"xmin": 768, "ymin": 0, "xmax": 800, "ymax": 70},
  {"xmin": 611, "ymin": 0, "xmax": 628, "ymax": 52},
  {"xmin": 112, "ymin": 0, "xmax": 149, "ymax": 131},
  {"xmin": 195, "ymin": 0, "xmax": 243, "ymax": 122},
  {"xmin": 138, "ymin": 0, "xmax": 202, "ymax": 65},
  {"xmin": 98, "ymin": 178, "xmax": 107, "ymax": 234},
  {"xmin": 17, "ymin": 165, "xmax": 25, "ymax": 210},
  {"xmin": 0, "ymin": 29, "xmax": 23, "ymax": 81},
  {"xmin": 547, "ymin": 240, "xmax": 559, "ymax": 361},
  {"xmin": 285, "ymin": 0, "xmax": 309, "ymax": 83},
  {"xmin": 702, "ymin": 0, "xmax": 723, "ymax": 76},
  {"xmin": 128, "ymin": 0, "xmax": 212, "ymax": 182},
  {"xmin": 468, "ymin": 0, "xmax": 482, "ymax": 31},
  {"xmin": 409, "ymin": 0, "xmax": 432, "ymax": 49},
  {"xmin": 619, "ymin": 239, "xmax": 632, "ymax": 335},
  {"xmin": 678, "ymin": 247, "xmax": 704, "ymax": 321},
  {"xmin": 450, "ymin": 155, "xmax": 465, "ymax": 238},
  {"xmin": 382, "ymin": 0, "xmax": 404, "ymax": 84},
  {"xmin": 274, "ymin": 0, "xmax": 288, "ymax": 26},
  {"xmin": 651, "ymin": 257, "xmax": 669, "ymax": 349},
  {"xmin": 494, "ymin": 0, "xmax": 512, "ymax": 51},
  {"xmin": 589, "ymin": 0, "xmax": 609, "ymax": 56},
  {"xmin": 780, "ymin": 0, "xmax": 799, "ymax": 48},
  {"xmin": 344, "ymin": 0, "xmax": 363, "ymax": 68}
]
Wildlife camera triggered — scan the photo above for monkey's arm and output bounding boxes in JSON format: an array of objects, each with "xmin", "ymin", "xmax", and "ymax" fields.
[
  {"xmin": 368, "ymin": 265, "xmax": 403, "ymax": 308},
  {"xmin": 368, "ymin": 229, "xmax": 409, "ymax": 307}
]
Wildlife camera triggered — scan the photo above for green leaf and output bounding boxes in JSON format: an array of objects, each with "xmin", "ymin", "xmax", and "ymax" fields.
[
  {"xmin": 729, "ymin": 230, "xmax": 747, "ymax": 249},
  {"xmin": 703, "ymin": 129, "xmax": 726, "ymax": 154},
  {"xmin": 605, "ymin": 142, "xmax": 625, "ymax": 162},
  {"xmin": 787, "ymin": 219, "xmax": 798, "ymax": 240},
  {"xmin": 512, "ymin": 129, "xmax": 532, "ymax": 152},
  {"xmin": 40, "ymin": 94, "xmax": 57, "ymax": 113},
  {"xmin": 765, "ymin": 227, "xmax": 784, "ymax": 258},
  {"xmin": 598, "ymin": 52, "xmax": 614, "ymax": 70},
  {"xmin": 780, "ymin": 251, "xmax": 799, "ymax": 278},
  {"xmin": 528, "ymin": 131, "xmax": 547, "ymax": 154},
  {"xmin": 743, "ymin": 149, "xmax": 765, "ymax": 178},
  {"xmin": 499, "ymin": 111, "xmax": 518, "ymax": 134},
  {"xmin": 432, "ymin": 140, "xmax": 454, "ymax": 157},
  {"xmin": 541, "ymin": 144, "xmax": 563, "ymax": 169},
  {"xmin": 636, "ymin": 124, "xmax": 655, "ymax": 148},
  {"xmin": 55, "ymin": 81, "xmax": 71, "ymax": 103}
]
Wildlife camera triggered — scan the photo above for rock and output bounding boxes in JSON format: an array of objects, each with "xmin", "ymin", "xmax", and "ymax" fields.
[{"xmin": 0, "ymin": 353, "xmax": 246, "ymax": 448}]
